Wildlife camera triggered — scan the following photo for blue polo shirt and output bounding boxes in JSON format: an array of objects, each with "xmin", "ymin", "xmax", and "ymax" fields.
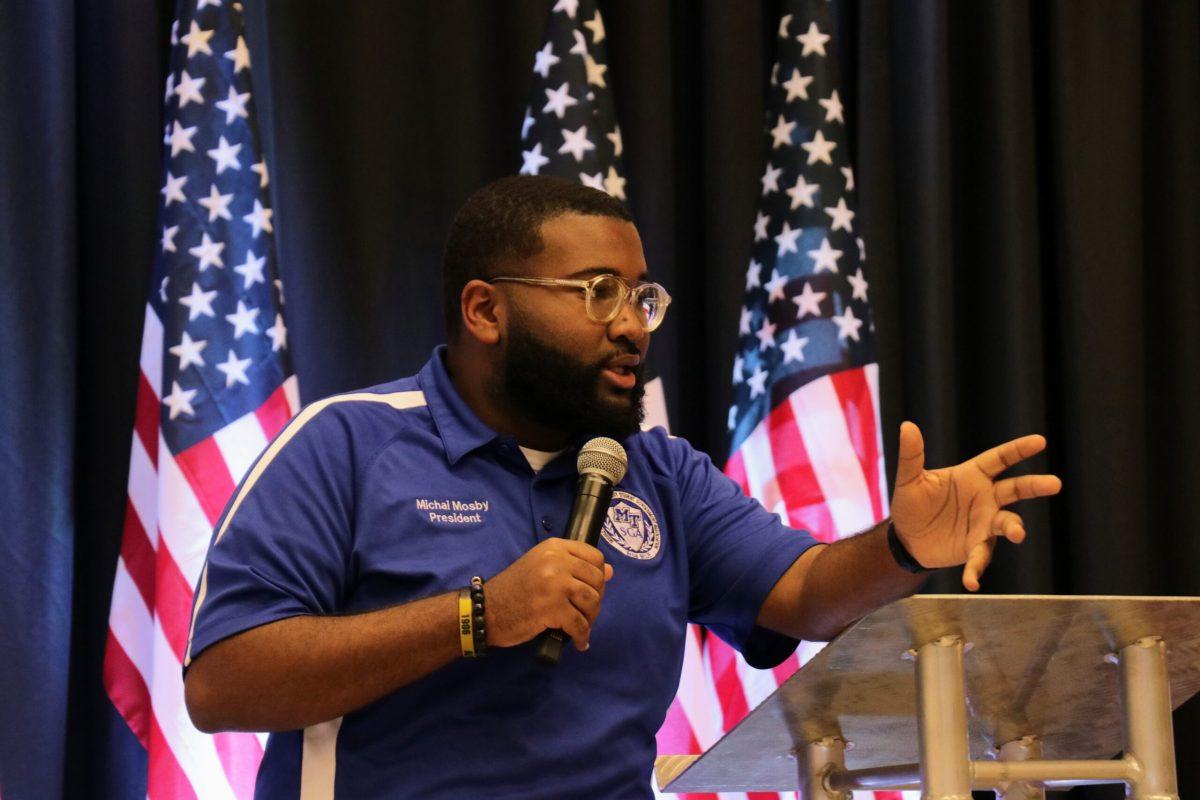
[{"xmin": 187, "ymin": 347, "xmax": 819, "ymax": 799}]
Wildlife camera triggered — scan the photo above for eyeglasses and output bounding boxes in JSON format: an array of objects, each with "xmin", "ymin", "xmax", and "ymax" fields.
[{"xmin": 487, "ymin": 273, "xmax": 672, "ymax": 332}]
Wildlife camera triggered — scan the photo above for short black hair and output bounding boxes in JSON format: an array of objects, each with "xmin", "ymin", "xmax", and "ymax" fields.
[{"xmin": 441, "ymin": 175, "xmax": 633, "ymax": 339}]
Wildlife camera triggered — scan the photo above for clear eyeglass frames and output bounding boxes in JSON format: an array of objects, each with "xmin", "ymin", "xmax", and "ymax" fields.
[{"xmin": 487, "ymin": 274, "xmax": 672, "ymax": 332}]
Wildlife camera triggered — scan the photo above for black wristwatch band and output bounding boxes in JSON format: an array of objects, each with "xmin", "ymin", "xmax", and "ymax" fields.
[{"xmin": 887, "ymin": 522, "xmax": 933, "ymax": 573}]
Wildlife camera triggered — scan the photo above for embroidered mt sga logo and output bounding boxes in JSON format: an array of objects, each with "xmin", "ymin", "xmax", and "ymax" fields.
[
  {"xmin": 415, "ymin": 497, "xmax": 489, "ymax": 526},
  {"xmin": 601, "ymin": 491, "xmax": 661, "ymax": 560}
]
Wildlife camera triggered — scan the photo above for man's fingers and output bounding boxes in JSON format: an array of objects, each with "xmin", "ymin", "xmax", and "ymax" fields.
[
  {"xmin": 994, "ymin": 474, "xmax": 1062, "ymax": 506},
  {"xmin": 961, "ymin": 540, "xmax": 995, "ymax": 592},
  {"xmin": 991, "ymin": 510, "xmax": 1025, "ymax": 544},
  {"xmin": 568, "ymin": 558, "xmax": 607, "ymax": 592},
  {"xmin": 568, "ymin": 581, "xmax": 602, "ymax": 623},
  {"xmin": 894, "ymin": 421, "xmax": 926, "ymax": 487},
  {"xmin": 562, "ymin": 608, "xmax": 592, "ymax": 652},
  {"xmin": 561, "ymin": 539, "xmax": 606, "ymax": 568},
  {"xmin": 974, "ymin": 434, "xmax": 1047, "ymax": 478}
]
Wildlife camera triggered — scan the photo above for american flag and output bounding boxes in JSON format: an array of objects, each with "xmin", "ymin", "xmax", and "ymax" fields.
[
  {"xmin": 103, "ymin": 1, "xmax": 298, "ymax": 797},
  {"xmin": 519, "ymin": 0, "xmax": 626, "ymax": 201},
  {"xmin": 666, "ymin": 2, "xmax": 896, "ymax": 799}
]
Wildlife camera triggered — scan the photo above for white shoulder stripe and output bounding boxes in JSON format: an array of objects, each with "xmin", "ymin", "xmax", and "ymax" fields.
[{"xmin": 184, "ymin": 389, "xmax": 426, "ymax": 665}]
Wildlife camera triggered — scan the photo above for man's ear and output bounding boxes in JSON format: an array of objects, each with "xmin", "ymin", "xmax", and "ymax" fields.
[{"xmin": 460, "ymin": 280, "xmax": 503, "ymax": 345}]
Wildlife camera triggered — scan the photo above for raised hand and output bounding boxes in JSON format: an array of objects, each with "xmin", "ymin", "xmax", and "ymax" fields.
[{"xmin": 890, "ymin": 421, "xmax": 1062, "ymax": 591}]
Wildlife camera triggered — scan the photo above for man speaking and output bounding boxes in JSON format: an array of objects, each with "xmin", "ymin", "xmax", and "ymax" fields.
[{"xmin": 183, "ymin": 176, "xmax": 1061, "ymax": 798}]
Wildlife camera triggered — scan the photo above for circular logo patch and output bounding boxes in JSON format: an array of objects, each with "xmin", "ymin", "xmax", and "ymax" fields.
[{"xmin": 601, "ymin": 491, "xmax": 661, "ymax": 560}]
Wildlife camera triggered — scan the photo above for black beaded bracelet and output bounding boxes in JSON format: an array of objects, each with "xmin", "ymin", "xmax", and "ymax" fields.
[
  {"xmin": 887, "ymin": 522, "xmax": 933, "ymax": 574},
  {"xmin": 469, "ymin": 575, "xmax": 488, "ymax": 656}
]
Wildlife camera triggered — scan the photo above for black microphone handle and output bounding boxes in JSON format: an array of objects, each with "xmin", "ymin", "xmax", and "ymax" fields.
[{"xmin": 535, "ymin": 473, "xmax": 615, "ymax": 665}]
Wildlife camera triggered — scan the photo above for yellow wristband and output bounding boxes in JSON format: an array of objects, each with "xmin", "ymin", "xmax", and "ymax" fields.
[{"xmin": 458, "ymin": 588, "xmax": 476, "ymax": 657}]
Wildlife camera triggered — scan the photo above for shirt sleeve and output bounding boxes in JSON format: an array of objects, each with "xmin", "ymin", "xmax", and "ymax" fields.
[
  {"xmin": 185, "ymin": 406, "xmax": 357, "ymax": 668},
  {"xmin": 670, "ymin": 435, "xmax": 820, "ymax": 667}
]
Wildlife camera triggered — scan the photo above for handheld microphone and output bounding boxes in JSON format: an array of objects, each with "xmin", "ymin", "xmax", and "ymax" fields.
[{"xmin": 534, "ymin": 436, "xmax": 628, "ymax": 665}]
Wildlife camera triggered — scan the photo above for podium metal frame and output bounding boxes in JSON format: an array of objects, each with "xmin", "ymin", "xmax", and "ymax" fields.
[{"xmin": 656, "ymin": 595, "xmax": 1200, "ymax": 799}]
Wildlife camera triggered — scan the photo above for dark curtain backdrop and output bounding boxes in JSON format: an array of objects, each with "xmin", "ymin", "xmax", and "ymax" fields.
[{"xmin": 0, "ymin": 1, "xmax": 1196, "ymax": 798}]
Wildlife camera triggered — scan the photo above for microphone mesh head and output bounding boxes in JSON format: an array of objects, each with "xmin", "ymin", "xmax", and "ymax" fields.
[{"xmin": 577, "ymin": 437, "xmax": 628, "ymax": 484}]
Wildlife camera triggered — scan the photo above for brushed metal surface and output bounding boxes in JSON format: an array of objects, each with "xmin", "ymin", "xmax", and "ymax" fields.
[{"xmin": 663, "ymin": 595, "xmax": 1200, "ymax": 793}]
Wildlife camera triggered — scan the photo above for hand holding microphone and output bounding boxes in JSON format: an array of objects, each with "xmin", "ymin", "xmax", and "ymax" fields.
[{"xmin": 480, "ymin": 438, "xmax": 627, "ymax": 663}]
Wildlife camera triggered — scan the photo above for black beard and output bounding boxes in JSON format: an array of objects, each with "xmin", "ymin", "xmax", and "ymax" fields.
[{"xmin": 496, "ymin": 323, "xmax": 645, "ymax": 442}]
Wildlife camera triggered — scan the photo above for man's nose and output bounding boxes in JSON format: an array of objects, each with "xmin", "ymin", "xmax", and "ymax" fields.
[{"xmin": 607, "ymin": 296, "xmax": 648, "ymax": 345}]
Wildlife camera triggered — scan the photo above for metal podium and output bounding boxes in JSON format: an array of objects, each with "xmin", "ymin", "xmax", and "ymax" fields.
[{"xmin": 656, "ymin": 595, "xmax": 1200, "ymax": 798}]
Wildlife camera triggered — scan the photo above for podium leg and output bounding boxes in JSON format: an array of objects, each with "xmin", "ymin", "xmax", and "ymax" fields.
[
  {"xmin": 995, "ymin": 736, "xmax": 1045, "ymax": 800},
  {"xmin": 915, "ymin": 636, "xmax": 971, "ymax": 800},
  {"xmin": 799, "ymin": 736, "xmax": 849, "ymax": 800},
  {"xmin": 1119, "ymin": 636, "xmax": 1179, "ymax": 800}
]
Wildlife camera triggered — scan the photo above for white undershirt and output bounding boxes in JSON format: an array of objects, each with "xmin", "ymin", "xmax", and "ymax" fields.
[{"xmin": 519, "ymin": 446, "xmax": 564, "ymax": 473}]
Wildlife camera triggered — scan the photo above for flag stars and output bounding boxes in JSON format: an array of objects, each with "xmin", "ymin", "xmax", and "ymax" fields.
[
  {"xmin": 579, "ymin": 171, "xmax": 605, "ymax": 191},
  {"xmin": 761, "ymin": 163, "xmax": 783, "ymax": 195},
  {"xmin": 266, "ymin": 313, "xmax": 288, "ymax": 351},
  {"xmin": 189, "ymin": 232, "xmax": 226, "ymax": 270},
  {"xmin": 521, "ymin": 107, "xmax": 535, "ymax": 140},
  {"xmin": 225, "ymin": 36, "xmax": 251, "ymax": 73},
  {"xmin": 728, "ymin": 405, "xmax": 738, "ymax": 431},
  {"xmin": 747, "ymin": 365, "xmax": 769, "ymax": 399},
  {"xmin": 732, "ymin": 353, "xmax": 745, "ymax": 384},
  {"xmin": 543, "ymin": 82, "xmax": 578, "ymax": 119},
  {"xmin": 745, "ymin": 259, "xmax": 762, "ymax": 291},
  {"xmin": 780, "ymin": 330, "xmax": 809, "ymax": 364},
  {"xmin": 583, "ymin": 10, "xmax": 606, "ymax": 43},
  {"xmin": 607, "ymin": 126, "xmax": 623, "ymax": 156},
  {"xmin": 764, "ymin": 269, "xmax": 790, "ymax": 303},
  {"xmin": 569, "ymin": 29, "xmax": 588, "ymax": 56},
  {"xmin": 778, "ymin": 13, "xmax": 793, "ymax": 38},
  {"xmin": 801, "ymin": 129, "xmax": 837, "ymax": 165},
  {"xmin": 841, "ymin": 166, "xmax": 855, "ymax": 192},
  {"xmin": 161, "ymin": 225, "xmax": 180, "ymax": 253},
  {"xmin": 739, "ymin": 306, "xmax": 753, "ymax": 335},
  {"xmin": 251, "ymin": 159, "xmax": 269, "ymax": 188},
  {"xmin": 797, "ymin": 21, "xmax": 831, "ymax": 57},
  {"xmin": 178, "ymin": 281, "xmax": 217, "ymax": 320},
  {"xmin": 820, "ymin": 90, "xmax": 845, "ymax": 124},
  {"xmin": 769, "ymin": 114, "xmax": 797, "ymax": 149},
  {"xmin": 162, "ymin": 381, "xmax": 198, "ymax": 419},
  {"xmin": 584, "ymin": 55, "xmax": 608, "ymax": 88},
  {"xmin": 602, "ymin": 166, "xmax": 626, "ymax": 199},
  {"xmin": 161, "ymin": 172, "xmax": 187, "ymax": 206},
  {"xmin": 168, "ymin": 121, "xmax": 198, "ymax": 156},
  {"xmin": 756, "ymin": 319, "xmax": 777, "ymax": 351},
  {"xmin": 215, "ymin": 86, "xmax": 251, "ymax": 125},
  {"xmin": 243, "ymin": 199, "xmax": 274, "ymax": 238},
  {"xmin": 159, "ymin": 277, "xmax": 170, "ymax": 303},
  {"xmin": 753, "ymin": 212, "xmax": 771, "ymax": 242},
  {"xmin": 857, "ymin": 237, "xmax": 867, "ymax": 261},
  {"xmin": 847, "ymin": 268, "xmax": 870, "ymax": 301},
  {"xmin": 781, "ymin": 68, "xmax": 814, "ymax": 102},
  {"xmin": 180, "ymin": 20, "xmax": 214, "ymax": 57},
  {"xmin": 792, "ymin": 282, "xmax": 827, "ymax": 318},
  {"xmin": 207, "ymin": 136, "xmax": 243, "ymax": 174},
  {"xmin": 786, "ymin": 174, "xmax": 819, "ymax": 209},
  {"xmin": 216, "ymin": 349, "xmax": 253, "ymax": 388},
  {"xmin": 520, "ymin": 142, "xmax": 551, "ymax": 175},
  {"xmin": 558, "ymin": 125, "xmax": 595, "ymax": 162},
  {"xmin": 234, "ymin": 249, "xmax": 266, "ymax": 289},
  {"xmin": 168, "ymin": 331, "xmax": 207, "ymax": 370},
  {"xmin": 533, "ymin": 42, "xmax": 560, "ymax": 78},
  {"xmin": 824, "ymin": 197, "xmax": 855, "ymax": 232},
  {"xmin": 198, "ymin": 183, "xmax": 234, "ymax": 221},
  {"xmin": 225, "ymin": 300, "xmax": 260, "ymax": 339},
  {"xmin": 552, "ymin": 0, "xmax": 579, "ymax": 18},
  {"xmin": 832, "ymin": 305, "xmax": 864, "ymax": 342},
  {"xmin": 807, "ymin": 237, "xmax": 843, "ymax": 273},
  {"xmin": 173, "ymin": 69, "xmax": 206, "ymax": 107},
  {"xmin": 774, "ymin": 221, "xmax": 802, "ymax": 257}
]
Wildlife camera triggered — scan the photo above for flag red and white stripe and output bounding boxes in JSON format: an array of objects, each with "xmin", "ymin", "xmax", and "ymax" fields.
[{"xmin": 103, "ymin": 0, "xmax": 295, "ymax": 795}]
